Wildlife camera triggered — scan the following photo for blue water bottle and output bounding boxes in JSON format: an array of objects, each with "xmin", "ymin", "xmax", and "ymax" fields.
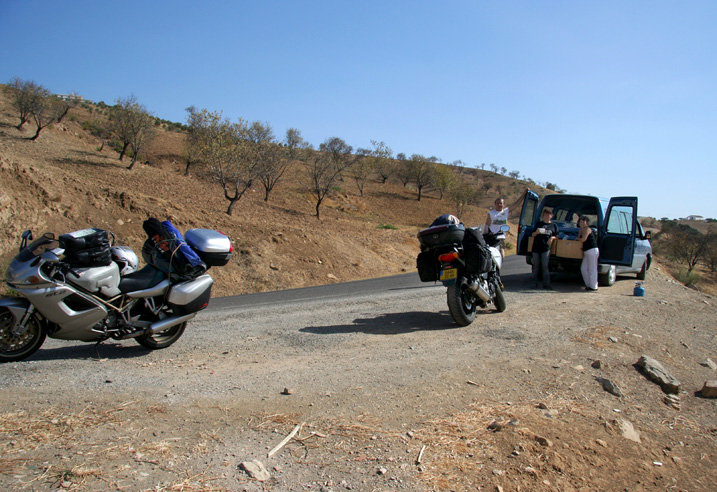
[{"xmin": 634, "ymin": 282, "xmax": 645, "ymax": 297}]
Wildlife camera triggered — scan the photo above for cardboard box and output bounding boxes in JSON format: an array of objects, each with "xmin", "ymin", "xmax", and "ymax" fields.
[
  {"xmin": 528, "ymin": 236, "xmax": 558, "ymax": 254},
  {"xmin": 554, "ymin": 239, "xmax": 583, "ymax": 259}
]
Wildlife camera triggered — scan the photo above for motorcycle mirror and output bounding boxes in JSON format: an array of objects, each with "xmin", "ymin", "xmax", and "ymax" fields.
[
  {"xmin": 20, "ymin": 230, "xmax": 33, "ymax": 251},
  {"xmin": 40, "ymin": 250, "xmax": 61, "ymax": 263},
  {"xmin": 499, "ymin": 225, "xmax": 510, "ymax": 233}
]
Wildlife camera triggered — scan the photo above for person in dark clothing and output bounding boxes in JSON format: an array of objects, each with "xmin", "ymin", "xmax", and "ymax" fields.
[
  {"xmin": 531, "ymin": 208, "xmax": 559, "ymax": 289},
  {"xmin": 577, "ymin": 215, "xmax": 599, "ymax": 290}
]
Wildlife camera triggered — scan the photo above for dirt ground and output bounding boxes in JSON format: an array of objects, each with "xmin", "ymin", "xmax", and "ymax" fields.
[
  {"xmin": 0, "ymin": 263, "xmax": 715, "ymax": 492},
  {"xmin": 0, "ymin": 93, "xmax": 715, "ymax": 491}
]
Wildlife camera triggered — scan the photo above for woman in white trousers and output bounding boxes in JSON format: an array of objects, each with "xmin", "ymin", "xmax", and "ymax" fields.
[{"xmin": 577, "ymin": 216, "xmax": 599, "ymax": 291}]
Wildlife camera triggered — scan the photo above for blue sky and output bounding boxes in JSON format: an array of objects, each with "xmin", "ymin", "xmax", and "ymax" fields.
[{"xmin": 1, "ymin": 1, "xmax": 715, "ymax": 220}]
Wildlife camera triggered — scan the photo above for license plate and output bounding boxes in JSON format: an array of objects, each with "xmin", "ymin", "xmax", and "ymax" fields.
[{"xmin": 440, "ymin": 268, "xmax": 457, "ymax": 281}]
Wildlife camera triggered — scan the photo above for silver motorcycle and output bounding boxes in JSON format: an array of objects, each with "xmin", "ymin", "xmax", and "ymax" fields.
[{"xmin": 0, "ymin": 223, "xmax": 232, "ymax": 362}]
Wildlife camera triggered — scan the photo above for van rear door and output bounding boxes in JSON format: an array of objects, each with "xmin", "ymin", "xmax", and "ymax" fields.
[
  {"xmin": 517, "ymin": 190, "xmax": 540, "ymax": 255},
  {"xmin": 599, "ymin": 197, "xmax": 638, "ymax": 266}
]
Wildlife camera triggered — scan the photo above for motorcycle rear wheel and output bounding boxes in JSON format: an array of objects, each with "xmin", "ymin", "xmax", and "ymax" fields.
[
  {"xmin": 136, "ymin": 322, "xmax": 187, "ymax": 350},
  {"xmin": 0, "ymin": 307, "xmax": 47, "ymax": 363},
  {"xmin": 447, "ymin": 277, "xmax": 477, "ymax": 326}
]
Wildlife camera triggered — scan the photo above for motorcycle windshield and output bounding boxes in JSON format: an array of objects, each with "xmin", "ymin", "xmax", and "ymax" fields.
[{"xmin": 16, "ymin": 234, "xmax": 58, "ymax": 262}]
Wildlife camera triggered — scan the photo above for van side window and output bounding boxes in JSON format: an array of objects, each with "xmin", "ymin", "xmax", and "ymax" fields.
[{"xmin": 607, "ymin": 206, "xmax": 634, "ymax": 235}]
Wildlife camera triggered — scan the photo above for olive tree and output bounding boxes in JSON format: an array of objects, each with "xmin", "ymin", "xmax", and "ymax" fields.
[
  {"xmin": 304, "ymin": 137, "xmax": 354, "ymax": 219},
  {"xmin": 370, "ymin": 140, "xmax": 394, "ymax": 183},
  {"xmin": 182, "ymin": 105, "xmax": 205, "ymax": 176},
  {"xmin": 111, "ymin": 95, "xmax": 155, "ymax": 169},
  {"xmin": 250, "ymin": 122, "xmax": 302, "ymax": 202},
  {"xmin": 192, "ymin": 109, "xmax": 258, "ymax": 215},
  {"xmin": 432, "ymin": 165, "xmax": 458, "ymax": 199},
  {"xmin": 4, "ymin": 77, "xmax": 45, "ymax": 130},
  {"xmin": 27, "ymin": 94, "xmax": 67, "ymax": 141},
  {"xmin": 350, "ymin": 147, "xmax": 373, "ymax": 196},
  {"xmin": 449, "ymin": 181, "xmax": 481, "ymax": 220},
  {"xmin": 408, "ymin": 154, "xmax": 435, "ymax": 201}
]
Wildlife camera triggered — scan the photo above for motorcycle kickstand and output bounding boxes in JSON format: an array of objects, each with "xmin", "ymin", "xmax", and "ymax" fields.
[{"xmin": 92, "ymin": 340, "xmax": 106, "ymax": 361}]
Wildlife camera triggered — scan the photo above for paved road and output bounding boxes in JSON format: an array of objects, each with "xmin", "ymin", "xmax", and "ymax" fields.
[{"xmin": 209, "ymin": 254, "xmax": 532, "ymax": 311}]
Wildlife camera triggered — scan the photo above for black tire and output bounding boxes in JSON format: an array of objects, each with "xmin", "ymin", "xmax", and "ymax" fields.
[
  {"xmin": 636, "ymin": 261, "xmax": 647, "ymax": 280},
  {"xmin": 0, "ymin": 307, "xmax": 47, "ymax": 363},
  {"xmin": 136, "ymin": 322, "xmax": 187, "ymax": 350},
  {"xmin": 493, "ymin": 285, "xmax": 507, "ymax": 312},
  {"xmin": 447, "ymin": 277, "xmax": 477, "ymax": 326},
  {"xmin": 598, "ymin": 264, "xmax": 616, "ymax": 286}
]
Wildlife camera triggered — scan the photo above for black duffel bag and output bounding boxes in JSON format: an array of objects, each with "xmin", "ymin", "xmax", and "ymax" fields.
[
  {"xmin": 64, "ymin": 246, "xmax": 112, "ymax": 268},
  {"xmin": 463, "ymin": 227, "xmax": 492, "ymax": 274}
]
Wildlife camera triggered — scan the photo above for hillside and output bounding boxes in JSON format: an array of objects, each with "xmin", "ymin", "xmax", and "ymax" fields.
[{"xmin": 0, "ymin": 92, "xmax": 540, "ymax": 297}]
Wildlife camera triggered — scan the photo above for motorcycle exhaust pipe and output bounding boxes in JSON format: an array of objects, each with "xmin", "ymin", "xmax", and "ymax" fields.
[
  {"xmin": 148, "ymin": 313, "xmax": 196, "ymax": 334},
  {"xmin": 114, "ymin": 313, "xmax": 196, "ymax": 340},
  {"xmin": 468, "ymin": 280, "xmax": 491, "ymax": 302}
]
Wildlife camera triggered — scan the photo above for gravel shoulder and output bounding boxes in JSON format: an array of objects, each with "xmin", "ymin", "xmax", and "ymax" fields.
[{"xmin": 1, "ymin": 263, "xmax": 716, "ymax": 491}]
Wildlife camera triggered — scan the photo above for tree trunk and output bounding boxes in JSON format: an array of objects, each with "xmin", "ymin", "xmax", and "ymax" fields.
[
  {"xmin": 226, "ymin": 198, "xmax": 239, "ymax": 216},
  {"xmin": 118, "ymin": 142, "xmax": 129, "ymax": 161},
  {"xmin": 315, "ymin": 201, "xmax": 322, "ymax": 219}
]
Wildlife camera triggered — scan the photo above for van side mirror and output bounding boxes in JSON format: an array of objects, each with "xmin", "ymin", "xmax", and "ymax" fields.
[{"xmin": 645, "ymin": 230, "xmax": 652, "ymax": 240}]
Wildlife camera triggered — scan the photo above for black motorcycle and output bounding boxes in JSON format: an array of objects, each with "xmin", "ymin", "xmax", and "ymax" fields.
[{"xmin": 416, "ymin": 215, "xmax": 508, "ymax": 326}]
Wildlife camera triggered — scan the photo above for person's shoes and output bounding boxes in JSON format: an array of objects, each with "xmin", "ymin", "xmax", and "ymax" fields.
[{"xmin": 585, "ymin": 287, "xmax": 598, "ymax": 291}]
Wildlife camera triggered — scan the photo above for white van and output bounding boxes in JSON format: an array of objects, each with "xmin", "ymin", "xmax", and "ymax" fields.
[{"xmin": 517, "ymin": 191, "xmax": 652, "ymax": 286}]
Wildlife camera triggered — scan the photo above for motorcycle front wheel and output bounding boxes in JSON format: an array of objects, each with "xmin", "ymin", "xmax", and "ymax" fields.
[
  {"xmin": 136, "ymin": 322, "xmax": 187, "ymax": 350},
  {"xmin": 493, "ymin": 284, "xmax": 507, "ymax": 312},
  {"xmin": 447, "ymin": 277, "xmax": 477, "ymax": 326},
  {"xmin": 0, "ymin": 307, "xmax": 47, "ymax": 362}
]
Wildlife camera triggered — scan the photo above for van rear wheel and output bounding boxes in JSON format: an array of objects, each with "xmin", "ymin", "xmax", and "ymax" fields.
[{"xmin": 599, "ymin": 265, "xmax": 617, "ymax": 286}]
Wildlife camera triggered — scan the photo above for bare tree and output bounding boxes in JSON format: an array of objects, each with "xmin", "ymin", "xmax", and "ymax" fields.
[
  {"xmin": 433, "ymin": 165, "xmax": 458, "ymax": 199},
  {"xmin": 449, "ymin": 181, "xmax": 480, "ymax": 220},
  {"xmin": 350, "ymin": 147, "xmax": 373, "ymax": 196},
  {"xmin": 304, "ymin": 137, "xmax": 354, "ymax": 219},
  {"xmin": 370, "ymin": 140, "xmax": 394, "ymax": 183},
  {"xmin": 250, "ymin": 121, "xmax": 298, "ymax": 202},
  {"xmin": 396, "ymin": 154, "xmax": 412, "ymax": 187},
  {"xmin": 489, "ymin": 163, "xmax": 498, "ymax": 173},
  {"xmin": 55, "ymin": 94, "xmax": 80, "ymax": 123},
  {"xmin": 27, "ymin": 95, "xmax": 67, "ymax": 141},
  {"xmin": 408, "ymin": 154, "xmax": 436, "ymax": 201},
  {"xmin": 183, "ymin": 106, "xmax": 204, "ymax": 176},
  {"xmin": 192, "ymin": 109, "xmax": 257, "ymax": 215},
  {"xmin": 4, "ymin": 77, "xmax": 46, "ymax": 130},
  {"xmin": 665, "ymin": 224, "xmax": 710, "ymax": 273},
  {"xmin": 111, "ymin": 95, "xmax": 155, "ymax": 169}
]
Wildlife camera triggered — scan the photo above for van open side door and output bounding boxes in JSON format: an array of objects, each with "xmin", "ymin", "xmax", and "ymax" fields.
[
  {"xmin": 599, "ymin": 197, "xmax": 638, "ymax": 266},
  {"xmin": 517, "ymin": 190, "xmax": 540, "ymax": 255}
]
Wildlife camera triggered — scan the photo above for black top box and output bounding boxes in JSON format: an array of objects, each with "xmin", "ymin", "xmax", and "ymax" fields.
[{"xmin": 418, "ymin": 223, "xmax": 465, "ymax": 250}]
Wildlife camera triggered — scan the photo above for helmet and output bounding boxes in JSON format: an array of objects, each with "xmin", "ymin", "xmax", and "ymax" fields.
[
  {"xmin": 111, "ymin": 246, "xmax": 139, "ymax": 275},
  {"xmin": 430, "ymin": 214, "xmax": 461, "ymax": 227}
]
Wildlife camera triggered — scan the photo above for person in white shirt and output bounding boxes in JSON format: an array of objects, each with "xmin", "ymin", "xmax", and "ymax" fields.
[{"xmin": 484, "ymin": 189, "xmax": 528, "ymax": 258}]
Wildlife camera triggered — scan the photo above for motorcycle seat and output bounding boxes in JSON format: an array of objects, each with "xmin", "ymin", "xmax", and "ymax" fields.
[{"xmin": 118, "ymin": 264, "xmax": 167, "ymax": 294}]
